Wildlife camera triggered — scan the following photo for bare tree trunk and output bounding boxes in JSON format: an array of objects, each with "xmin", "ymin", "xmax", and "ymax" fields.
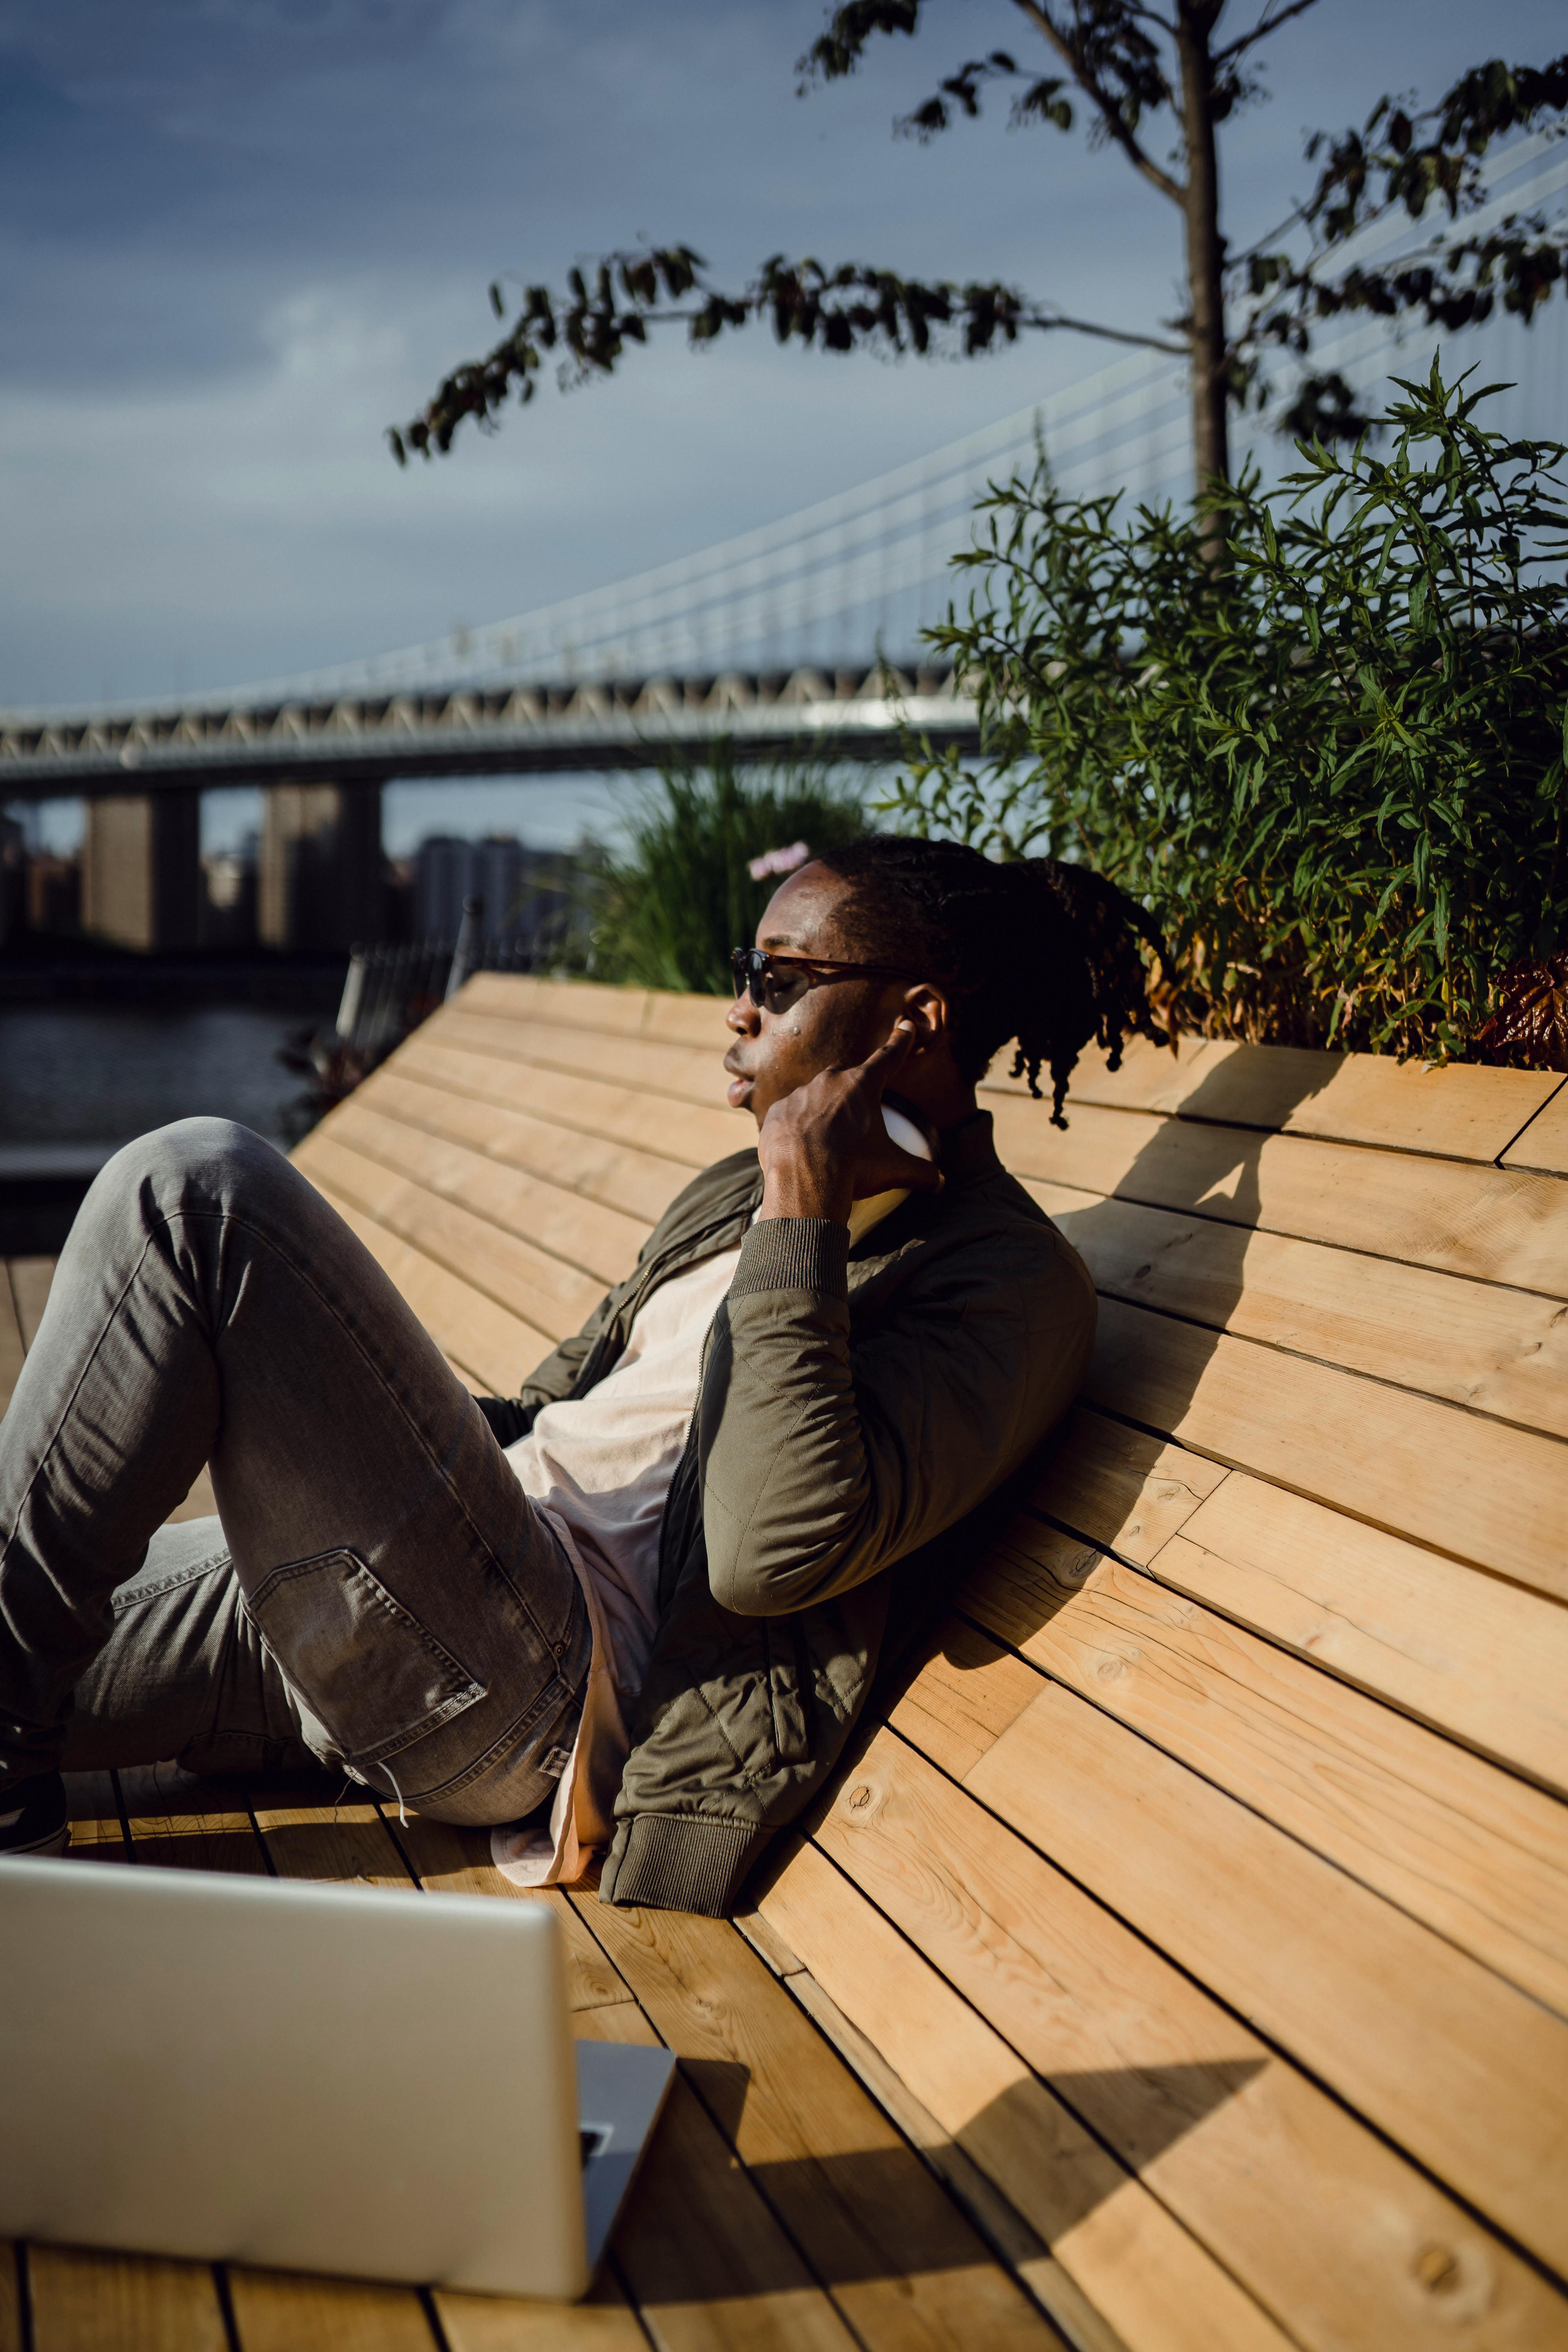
[{"xmin": 1174, "ymin": 2, "xmax": 1230, "ymax": 522}]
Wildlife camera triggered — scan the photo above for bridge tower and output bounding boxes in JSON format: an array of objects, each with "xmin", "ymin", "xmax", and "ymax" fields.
[
  {"xmin": 81, "ymin": 792, "xmax": 200, "ymax": 953},
  {"xmin": 258, "ymin": 782, "xmax": 383, "ymax": 952}
]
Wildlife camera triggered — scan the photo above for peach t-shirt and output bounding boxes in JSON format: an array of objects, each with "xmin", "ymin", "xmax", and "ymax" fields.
[{"xmin": 490, "ymin": 1241, "xmax": 744, "ymax": 1887}]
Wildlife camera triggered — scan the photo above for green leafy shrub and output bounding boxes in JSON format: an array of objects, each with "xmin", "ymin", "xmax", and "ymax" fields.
[
  {"xmin": 892, "ymin": 362, "xmax": 1568, "ymax": 1060},
  {"xmin": 591, "ymin": 753, "xmax": 869, "ymax": 996}
]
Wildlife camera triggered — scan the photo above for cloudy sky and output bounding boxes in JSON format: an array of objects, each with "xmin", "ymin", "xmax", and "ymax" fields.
[{"xmin": 4, "ymin": 0, "xmax": 1563, "ymax": 848}]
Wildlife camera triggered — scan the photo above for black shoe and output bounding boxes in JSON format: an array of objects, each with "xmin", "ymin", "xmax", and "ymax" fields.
[{"xmin": 0, "ymin": 1772, "xmax": 70, "ymax": 1858}]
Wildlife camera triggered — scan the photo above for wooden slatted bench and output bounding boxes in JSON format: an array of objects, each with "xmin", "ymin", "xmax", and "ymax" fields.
[{"xmin": 4, "ymin": 969, "xmax": 1567, "ymax": 2352}]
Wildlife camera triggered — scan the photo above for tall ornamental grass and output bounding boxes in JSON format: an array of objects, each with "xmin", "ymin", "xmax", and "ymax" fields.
[
  {"xmin": 893, "ymin": 363, "xmax": 1568, "ymax": 1060},
  {"xmin": 592, "ymin": 754, "xmax": 868, "ymax": 996}
]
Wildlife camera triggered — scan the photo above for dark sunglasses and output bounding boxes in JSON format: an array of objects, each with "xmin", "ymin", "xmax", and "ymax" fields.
[{"xmin": 730, "ymin": 947, "xmax": 923, "ymax": 1014}]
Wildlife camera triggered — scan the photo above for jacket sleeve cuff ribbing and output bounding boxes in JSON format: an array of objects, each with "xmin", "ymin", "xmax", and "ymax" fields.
[
  {"xmin": 599, "ymin": 1812, "xmax": 773, "ymax": 1914},
  {"xmin": 728, "ymin": 1216, "xmax": 849, "ymax": 1300}
]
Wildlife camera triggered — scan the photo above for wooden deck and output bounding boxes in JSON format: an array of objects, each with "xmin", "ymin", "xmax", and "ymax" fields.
[{"xmin": 4, "ymin": 970, "xmax": 1567, "ymax": 2352}]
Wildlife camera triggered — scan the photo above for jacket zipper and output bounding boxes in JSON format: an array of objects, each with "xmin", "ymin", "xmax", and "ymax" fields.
[{"xmin": 642, "ymin": 1203, "xmax": 755, "ymax": 1605}]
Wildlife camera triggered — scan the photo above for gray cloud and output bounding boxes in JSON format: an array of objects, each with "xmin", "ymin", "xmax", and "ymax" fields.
[{"xmin": 5, "ymin": 0, "xmax": 1564, "ymax": 720}]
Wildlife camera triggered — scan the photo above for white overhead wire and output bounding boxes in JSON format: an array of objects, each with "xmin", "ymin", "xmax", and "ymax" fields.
[{"xmin": 7, "ymin": 136, "xmax": 1564, "ymax": 728}]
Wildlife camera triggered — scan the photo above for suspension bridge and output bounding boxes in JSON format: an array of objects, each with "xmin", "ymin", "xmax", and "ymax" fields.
[{"xmin": 3, "ymin": 131, "xmax": 1563, "ymax": 951}]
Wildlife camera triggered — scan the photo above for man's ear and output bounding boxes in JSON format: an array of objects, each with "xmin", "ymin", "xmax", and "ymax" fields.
[{"xmin": 898, "ymin": 984, "xmax": 951, "ymax": 1055}]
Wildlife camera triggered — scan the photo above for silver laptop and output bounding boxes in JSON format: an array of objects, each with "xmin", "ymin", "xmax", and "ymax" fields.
[{"xmin": 0, "ymin": 1856, "xmax": 674, "ymax": 2300}]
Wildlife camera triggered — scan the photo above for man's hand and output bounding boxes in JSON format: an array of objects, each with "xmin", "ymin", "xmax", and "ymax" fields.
[{"xmin": 756, "ymin": 1021, "xmax": 945, "ymax": 1226}]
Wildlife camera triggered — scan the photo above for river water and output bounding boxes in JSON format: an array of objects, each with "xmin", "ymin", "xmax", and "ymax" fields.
[{"xmin": 0, "ymin": 1004, "xmax": 322, "ymax": 1154}]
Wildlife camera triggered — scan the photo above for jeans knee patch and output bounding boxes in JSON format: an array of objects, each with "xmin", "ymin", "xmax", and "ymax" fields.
[{"xmin": 246, "ymin": 1548, "xmax": 486, "ymax": 1769}]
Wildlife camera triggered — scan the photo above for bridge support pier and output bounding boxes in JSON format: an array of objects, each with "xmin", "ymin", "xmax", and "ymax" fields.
[
  {"xmin": 258, "ymin": 782, "xmax": 383, "ymax": 952},
  {"xmin": 81, "ymin": 791, "xmax": 200, "ymax": 952}
]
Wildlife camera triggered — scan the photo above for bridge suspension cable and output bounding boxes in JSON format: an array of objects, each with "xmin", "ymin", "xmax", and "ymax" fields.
[{"xmin": 4, "ymin": 131, "xmax": 1564, "ymax": 743}]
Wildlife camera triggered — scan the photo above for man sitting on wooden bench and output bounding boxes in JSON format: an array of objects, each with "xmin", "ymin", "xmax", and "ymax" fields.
[{"xmin": 0, "ymin": 837, "xmax": 1163, "ymax": 1909}]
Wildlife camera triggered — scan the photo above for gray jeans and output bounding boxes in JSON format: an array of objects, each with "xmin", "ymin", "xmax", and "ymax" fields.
[{"xmin": 0, "ymin": 1118, "xmax": 591, "ymax": 1824}]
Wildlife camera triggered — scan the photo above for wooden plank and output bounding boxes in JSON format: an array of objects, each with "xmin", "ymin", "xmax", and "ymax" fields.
[
  {"xmin": 62, "ymin": 1770, "xmax": 130, "ymax": 1864},
  {"xmin": 988, "ymin": 1034, "xmax": 1559, "ymax": 1163},
  {"xmin": 986, "ymin": 1035, "xmax": 1238, "ymax": 1117},
  {"xmin": 732, "ymin": 1906, "xmax": 808, "ymax": 1982},
  {"xmin": 949, "ymin": 1679, "xmax": 1568, "ymax": 2273},
  {"xmin": 388, "ymin": 1032, "xmax": 744, "ymax": 1173},
  {"xmin": 759, "ymin": 1842, "xmax": 1295, "ymax": 2352},
  {"xmin": 314, "ymin": 1101, "xmax": 612, "ymax": 1270},
  {"xmin": 0, "ymin": 1270, "xmax": 25, "ymax": 1415},
  {"xmin": 457, "ymin": 971, "xmax": 731, "ymax": 1051},
  {"xmin": 447, "ymin": 973, "xmax": 1556, "ymax": 1161},
  {"xmin": 432, "ymin": 1007, "xmax": 748, "ymax": 1134},
  {"xmin": 438, "ymin": 2269, "xmax": 650, "ymax": 2352},
  {"xmin": 8, "ymin": 1256, "xmax": 53, "ymax": 1350},
  {"xmin": 573, "ymin": 1990, "xmax": 666, "ymax": 2047},
  {"xmin": 251, "ymin": 1793, "xmax": 417, "ymax": 1887},
  {"xmin": 575, "ymin": 1898, "xmax": 1061, "ymax": 2351},
  {"xmin": 118, "ymin": 1763, "xmax": 272, "ymax": 1876},
  {"xmin": 793, "ymin": 1735, "xmax": 1568, "ymax": 2351},
  {"xmin": 642, "ymin": 992, "xmax": 736, "ymax": 1049},
  {"xmin": 457, "ymin": 972, "xmax": 653, "ymax": 1036},
  {"xmin": 616, "ymin": 1900, "xmax": 1091, "ymax": 2343},
  {"xmin": 0, "ymin": 2243, "xmax": 18, "ymax": 2352},
  {"xmin": 762, "ymin": 1957, "xmax": 1128, "ymax": 2352},
  {"xmin": 383, "ymin": 1047, "xmax": 694, "ymax": 1223},
  {"xmin": 883, "ymin": 1619, "xmax": 1043, "ymax": 1785},
  {"xmin": 1038, "ymin": 1183, "xmax": 1568, "ymax": 1439},
  {"xmin": 989, "ymin": 1096, "xmax": 1568, "ymax": 1298},
  {"xmin": 459, "ymin": 971, "xmax": 729, "ymax": 1054},
  {"xmin": 411, "ymin": 1002, "xmax": 1561, "ymax": 1279},
  {"xmin": 1279, "ymin": 1051, "xmax": 1561, "ymax": 1158},
  {"xmin": 379, "ymin": 1813, "xmax": 639, "ymax": 2019},
  {"xmin": 612, "ymin": 2080, "xmax": 876, "ymax": 2352},
  {"xmin": 435, "ymin": 1008, "xmax": 729, "ymax": 1114},
  {"xmin": 310, "ymin": 1108, "xmax": 638, "ymax": 1296},
  {"xmin": 960, "ymin": 1532, "xmax": 1568, "ymax": 2016},
  {"xmin": 305, "ymin": 1181, "xmax": 550, "ymax": 1394},
  {"xmin": 226, "ymin": 2265, "xmax": 439, "ymax": 2352},
  {"xmin": 1087, "ymin": 1296, "xmax": 1568, "ymax": 1599},
  {"xmin": 570, "ymin": 2003, "xmax": 863, "ymax": 2352},
  {"xmin": 295, "ymin": 1132, "xmax": 603, "ymax": 1342},
  {"xmin": 25, "ymin": 2242, "xmax": 228, "ymax": 2352},
  {"xmin": 167, "ymin": 1465, "xmax": 218, "ymax": 1524},
  {"xmin": 1504, "ymin": 1079, "xmax": 1568, "ymax": 1176},
  {"xmin": 1029, "ymin": 1416, "xmax": 1568, "ymax": 1796},
  {"xmin": 1028, "ymin": 1410, "xmax": 1230, "ymax": 1566},
  {"xmin": 328, "ymin": 1086, "xmax": 651, "ymax": 1279},
  {"xmin": 1153, "ymin": 1471, "xmax": 1568, "ymax": 1797}
]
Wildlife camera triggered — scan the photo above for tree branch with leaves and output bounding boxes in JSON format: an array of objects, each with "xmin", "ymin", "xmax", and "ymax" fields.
[{"xmin": 392, "ymin": 5, "xmax": 1568, "ymax": 502}]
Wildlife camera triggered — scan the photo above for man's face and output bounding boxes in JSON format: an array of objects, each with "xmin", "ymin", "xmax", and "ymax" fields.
[{"xmin": 722, "ymin": 863, "xmax": 911, "ymax": 1124}]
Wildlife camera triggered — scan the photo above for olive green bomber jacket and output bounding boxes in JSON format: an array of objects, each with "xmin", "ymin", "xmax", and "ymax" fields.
[{"xmin": 486, "ymin": 1109, "xmax": 1096, "ymax": 1916}]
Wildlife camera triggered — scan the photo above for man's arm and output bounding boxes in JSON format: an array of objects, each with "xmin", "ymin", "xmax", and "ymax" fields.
[
  {"xmin": 699, "ymin": 1208, "xmax": 1095, "ymax": 1617},
  {"xmin": 697, "ymin": 1019, "xmax": 1094, "ymax": 1615}
]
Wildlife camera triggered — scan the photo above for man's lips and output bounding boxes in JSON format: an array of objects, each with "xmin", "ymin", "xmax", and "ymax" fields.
[{"xmin": 723, "ymin": 1050, "xmax": 754, "ymax": 1107}]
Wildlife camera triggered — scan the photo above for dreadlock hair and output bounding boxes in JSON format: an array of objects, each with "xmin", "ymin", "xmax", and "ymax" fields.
[{"xmin": 814, "ymin": 835, "xmax": 1172, "ymax": 1127}]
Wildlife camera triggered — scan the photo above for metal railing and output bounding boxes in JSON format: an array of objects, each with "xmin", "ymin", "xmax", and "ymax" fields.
[{"xmin": 300, "ymin": 896, "xmax": 588, "ymax": 1115}]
